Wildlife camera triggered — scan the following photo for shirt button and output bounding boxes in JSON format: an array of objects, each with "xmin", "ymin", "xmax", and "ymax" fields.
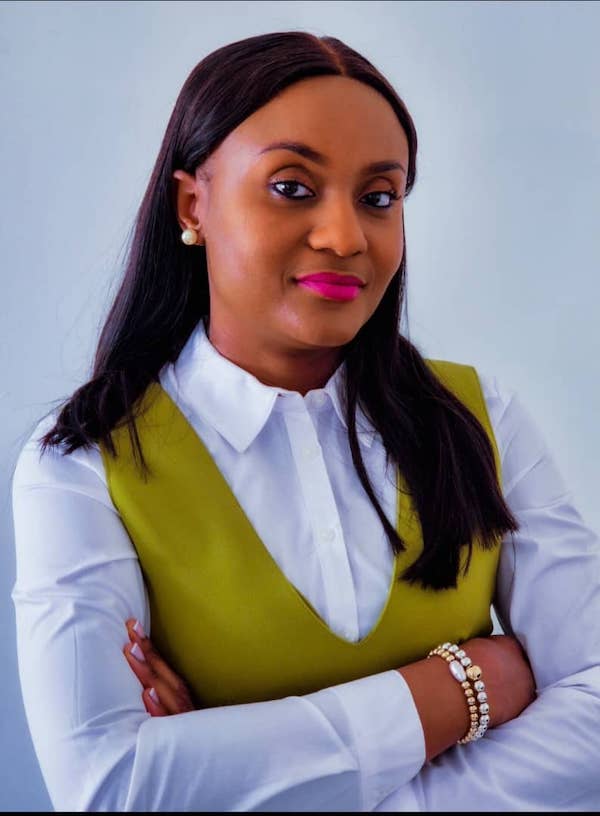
[
  {"xmin": 320, "ymin": 527, "xmax": 336, "ymax": 543},
  {"xmin": 301, "ymin": 445, "xmax": 319, "ymax": 460},
  {"xmin": 313, "ymin": 392, "xmax": 327, "ymax": 407}
]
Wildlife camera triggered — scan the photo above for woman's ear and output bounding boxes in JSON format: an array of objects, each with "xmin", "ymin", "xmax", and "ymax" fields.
[{"xmin": 172, "ymin": 169, "xmax": 203, "ymax": 234}]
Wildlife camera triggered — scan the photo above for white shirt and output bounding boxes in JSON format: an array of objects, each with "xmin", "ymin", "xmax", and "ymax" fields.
[{"xmin": 11, "ymin": 319, "xmax": 600, "ymax": 812}]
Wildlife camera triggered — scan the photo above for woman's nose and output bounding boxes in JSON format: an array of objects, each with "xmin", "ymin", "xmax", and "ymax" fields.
[{"xmin": 307, "ymin": 197, "xmax": 368, "ymax": 257}]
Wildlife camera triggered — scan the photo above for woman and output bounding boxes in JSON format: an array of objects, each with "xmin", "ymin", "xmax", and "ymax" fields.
[{"xmin": 11, "ymin": 31, "xmax": 600, "ymax": 811}]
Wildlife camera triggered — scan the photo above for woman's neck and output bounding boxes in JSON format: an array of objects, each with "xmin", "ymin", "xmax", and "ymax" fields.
[{"xmin": 204, "ymin": 319, "xmax": 343, "ymax": 395}]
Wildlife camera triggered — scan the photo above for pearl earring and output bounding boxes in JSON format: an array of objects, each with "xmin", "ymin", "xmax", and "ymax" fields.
[{"xmin": 181, "ymin": 228, "xmax": 199, "ymax": 246}]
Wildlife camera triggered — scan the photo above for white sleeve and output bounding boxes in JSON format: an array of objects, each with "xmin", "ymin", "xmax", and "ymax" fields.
[
  {"xmin": 374, "ymin": 375, "xmax": 600, "ymax": 812},
  {"xmin": 11, "ymin": 414, "xmax": 424, "ymax": 813}
]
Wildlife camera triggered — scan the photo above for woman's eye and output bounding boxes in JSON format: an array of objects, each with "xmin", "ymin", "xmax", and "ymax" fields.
[
  {"xmin": 271, "ymin": 180, "xmax": 314, "ymax": 199},
  {"xmin": 363, "ymin": 190, "xmax": 399, "ymax": 209},
  {"xmin": 270, "ymin": 180, "xmax": 399, "ymax": 209}
]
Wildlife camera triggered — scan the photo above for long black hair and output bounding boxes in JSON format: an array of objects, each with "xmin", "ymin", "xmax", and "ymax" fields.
[{"xmin": 39, "ymin": 30, "xmax": 518, "ymax": 589}]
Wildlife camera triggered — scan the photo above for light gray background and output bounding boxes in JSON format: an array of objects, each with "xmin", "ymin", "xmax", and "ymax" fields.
[{"xmin": 2, "ymin": 0, "xmax": 598, "ymax": 810}]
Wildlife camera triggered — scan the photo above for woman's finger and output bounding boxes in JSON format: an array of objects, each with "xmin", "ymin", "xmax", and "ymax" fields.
[
  {"xmin": 143, "ymin": 686, "xmax": 169, "ymax": 717},
  {"xmin": 123, "ymin": 620, "xmax": 196, "ymax": 715},
  {"xmin": 125, "ymin": 618, "xmax": 185, "ymax": 690},
  {"xmin": 123, "ymin": 641, "xmax": 154, "ymax": 687},
  {"xmin": 123, "ymin": 641, "xmax": 191, "ymax": 714}
]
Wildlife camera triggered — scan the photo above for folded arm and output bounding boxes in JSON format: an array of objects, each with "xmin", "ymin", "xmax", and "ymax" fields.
[
  {"xmin": 375, "ymin": 382, "xmax": 600, "ymax": 811},
  {"xmin": 11, "ymin": 419, "xmax": 425, "ymax": 812}
]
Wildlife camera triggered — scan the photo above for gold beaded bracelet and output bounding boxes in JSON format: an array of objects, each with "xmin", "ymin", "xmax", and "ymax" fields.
[{"xmin": 427, "ymin": 642, "xmax": 490, "ymax": 743}]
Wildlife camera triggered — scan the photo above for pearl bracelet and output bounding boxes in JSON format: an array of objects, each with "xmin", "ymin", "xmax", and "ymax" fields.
[{"xmin": 427, "ymin": 642, "xmax": 490, "ymax": 743}]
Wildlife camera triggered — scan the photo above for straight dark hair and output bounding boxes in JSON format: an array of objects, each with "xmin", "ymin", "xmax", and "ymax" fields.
[{"xmin": 39, "ymin": 30, "xmax": 518, "ymax": 589}]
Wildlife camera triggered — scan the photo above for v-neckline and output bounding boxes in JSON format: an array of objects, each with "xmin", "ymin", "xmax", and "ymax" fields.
[{"xmin": 148, "ymin": 380, "xmax": 416, "ymax": 647}]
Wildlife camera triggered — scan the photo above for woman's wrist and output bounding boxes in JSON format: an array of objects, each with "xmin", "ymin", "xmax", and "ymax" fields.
[
  {"xmin": 397, "ymin": 653, "xmax": 472, "ymax": 762},
  {"xmin": 427, "ymin": 643, "xmax": 490, "ymax": 743}
]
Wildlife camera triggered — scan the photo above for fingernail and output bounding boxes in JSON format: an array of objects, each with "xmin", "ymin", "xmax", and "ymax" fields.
[
  {"xmin": 133, "ymin": 619, "xmax": 146, "ymax": 638},
  {"xmin": 131, "ymin": 642, "xmax": 146, "ymax": 663},
  {"xmin": 149, "ymin": 687, "xmax": 160, "ymax": 705}
]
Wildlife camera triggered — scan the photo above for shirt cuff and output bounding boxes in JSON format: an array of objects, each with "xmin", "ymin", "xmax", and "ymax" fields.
[{"xmin": 306, "ymin": 669, "xmax": 425, "ymax": 811}]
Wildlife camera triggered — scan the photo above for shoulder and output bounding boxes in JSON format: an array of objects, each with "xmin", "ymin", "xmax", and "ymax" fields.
[
  {"xmin": 11, "ymin": 410, "xmax": 138, "ymax": 595},
  {"xmin": 425, "ymin": 358, "xmax": 516, "ymax": 434},
  {"xmin": 11, "ymin": 408, "xmax": 114, "ymax": 512},
  {"xmin": 425, "ymin": 359, "xmax": 538, "ymax": 488},
  {"xmin": 427, "ymin": 360, "xmax": 561, "ymax": 500}
]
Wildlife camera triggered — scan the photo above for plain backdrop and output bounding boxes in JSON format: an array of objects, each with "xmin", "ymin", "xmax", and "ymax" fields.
[{"xmin": 1, "ymin": 0, "xmax": 599, "ymax": 810}]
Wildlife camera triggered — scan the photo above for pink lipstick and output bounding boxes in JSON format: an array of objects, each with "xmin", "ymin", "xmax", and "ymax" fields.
[{"xmin": 295, "ymin": 272, "xmax": 365, "ymax": 302}]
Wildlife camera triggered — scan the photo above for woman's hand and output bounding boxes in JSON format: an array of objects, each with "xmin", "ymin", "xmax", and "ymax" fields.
[
  {"xmin": 462, "ymin": 634, "xmax": 537, "ymax": 727},
  {"xmin": 123, "ymin": 618, "xmax": 196, "ymax": 716},
  {"xmin": 398, "ymin": 633, "xmax": 537, "ymax": 762}
]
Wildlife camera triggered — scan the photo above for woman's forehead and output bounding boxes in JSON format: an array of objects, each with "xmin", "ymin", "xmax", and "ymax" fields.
[{"xmin": 211, "ymin": 77, "xmax": 409, "ymax": 173}]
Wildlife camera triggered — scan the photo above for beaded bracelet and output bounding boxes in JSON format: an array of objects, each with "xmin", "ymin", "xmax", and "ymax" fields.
[{"xmin": 427, "ymin": 642, "xmax": 490, "ymax": 743}]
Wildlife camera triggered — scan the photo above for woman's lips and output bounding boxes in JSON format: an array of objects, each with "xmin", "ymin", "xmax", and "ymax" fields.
[{"xmin": 295, "ymin": 272, "xmax": 365, "ymax": 303}]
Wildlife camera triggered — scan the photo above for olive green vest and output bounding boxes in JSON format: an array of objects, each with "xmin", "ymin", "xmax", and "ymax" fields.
[{"xmin": 100, "ymin": 361, "xmax": 501, "ymax": 708}]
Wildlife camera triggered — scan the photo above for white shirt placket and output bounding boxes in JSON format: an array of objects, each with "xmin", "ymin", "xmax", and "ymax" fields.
[{"xmin": 280, "ymin": 394, "xmax": 360, "ymax": 642}]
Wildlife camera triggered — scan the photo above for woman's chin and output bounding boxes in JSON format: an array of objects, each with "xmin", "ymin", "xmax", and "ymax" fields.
[{"xmin": 291, "ymin": 322, "xmax": 362, "ymax": 350}]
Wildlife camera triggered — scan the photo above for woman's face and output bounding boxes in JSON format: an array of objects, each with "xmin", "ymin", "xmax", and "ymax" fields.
[{"xmin": 174, "ymin": 75, "xmax": 409, "ymax": 362}]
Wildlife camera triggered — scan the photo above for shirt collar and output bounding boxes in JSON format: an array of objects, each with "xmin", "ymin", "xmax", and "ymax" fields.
[{"xmin": 172, "ymin": 319, "xmax": 376, "ymax": 452}]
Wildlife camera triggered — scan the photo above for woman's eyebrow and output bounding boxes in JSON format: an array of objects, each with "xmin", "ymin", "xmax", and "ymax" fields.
[{"xmin": 257, "ymin": 140, "xmax": 406, "ymax": 175}]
